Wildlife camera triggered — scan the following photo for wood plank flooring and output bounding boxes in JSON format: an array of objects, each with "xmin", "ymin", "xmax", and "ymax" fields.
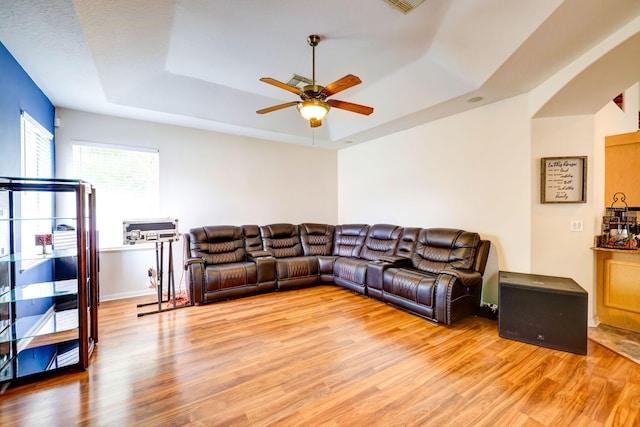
[{"xmin": 1, "ymin": 285, "xmax": 640, "ymax": 426}]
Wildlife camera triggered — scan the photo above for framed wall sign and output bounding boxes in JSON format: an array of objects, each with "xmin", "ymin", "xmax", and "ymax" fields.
[{"xmin": 541, "ymin": 156, "xmax": 587, "ymax": 204}]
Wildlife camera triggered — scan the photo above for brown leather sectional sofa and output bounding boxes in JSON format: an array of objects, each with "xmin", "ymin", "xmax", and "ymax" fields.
[{"xmin": 184, "ymin": 223, "xmax": 490, "ymax": 325}]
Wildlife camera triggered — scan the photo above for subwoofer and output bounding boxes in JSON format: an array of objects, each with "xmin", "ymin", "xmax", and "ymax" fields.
[{"xmin": 498, "ymin": 271, "xmax": 587, "ymax": 355}]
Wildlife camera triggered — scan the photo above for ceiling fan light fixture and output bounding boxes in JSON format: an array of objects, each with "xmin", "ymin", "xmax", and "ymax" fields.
[
  {"xmin": 298, "ymin": 99, "xmax": 329, "ymax": 121},
  {"xmin": 257, "ymin": 34, "xmax": 372, "ymax": 128}
]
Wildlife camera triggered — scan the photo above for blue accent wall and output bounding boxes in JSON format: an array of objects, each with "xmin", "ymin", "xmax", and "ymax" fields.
[
  {"xmin": 0, "ymin": 41, "xmax": 55, "ymax": 176},
  {"xmin": 0, "ymin": 42, "xmax": 55, "ymax": 286}
]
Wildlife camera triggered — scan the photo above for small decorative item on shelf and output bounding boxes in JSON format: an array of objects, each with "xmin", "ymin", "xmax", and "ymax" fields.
[
  {"xmin": 34, "ymin": 233, "xmax": 53, "ymax": 254},
  {"xmin": 598, "ymin": 192, "xmax": 638, "ymax": 250}
]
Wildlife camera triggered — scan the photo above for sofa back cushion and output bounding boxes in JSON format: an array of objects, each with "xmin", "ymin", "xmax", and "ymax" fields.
[
  {"xmin": 300, "ymin": 223, "xmax": 335, "ymax": 256},
  {"xmin": 189, "ymin": 225, "xmax": 245, "ymax": 265},
  {"xmin": 242, "ymin": 225, "xmax": 263, "ymax": 252},
  {"xmin": 359, "ymin": 224, "xmax": 402, "ymax": 261},
  {"xmin": 260, "ymin": 223, "xmax": 303, "ymax": 258},
  {"xmin": 333, "ymin": 224, "xmax": 369, "ymax": 257},
  {"xmin": 395, "ymin": 227, "xmax": 421, "ymax": 259},
  {"xmin": 411, "ymin": 228, "xmax": 481, "ymax": 274}
]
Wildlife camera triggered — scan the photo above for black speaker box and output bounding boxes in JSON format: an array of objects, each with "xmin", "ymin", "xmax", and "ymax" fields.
[{"xmin": 498, "ymin": 271, "xmax": 587, "ymax": 355}]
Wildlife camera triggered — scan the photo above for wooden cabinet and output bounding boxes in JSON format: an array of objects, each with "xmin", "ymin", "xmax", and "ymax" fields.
[
  {"xmin": 594, "ymin": 247, "xmax": 640, "ymax": 331},
  {"xmin": 599, "ymin": 131, "xmax": 640, "ymax": 331},
  {"xmin": 605, "ymin": 131, "xmax": 640, "ymax": 207},
  {"xmin": 0, "ymin": 177, "xmax": 98, "ymax": 390}
]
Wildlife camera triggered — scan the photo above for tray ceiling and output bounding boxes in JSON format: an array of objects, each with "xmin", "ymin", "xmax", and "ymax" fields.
[{"xmin": 1, "ymin": 0, "xmax": 639, "ymax": 149}]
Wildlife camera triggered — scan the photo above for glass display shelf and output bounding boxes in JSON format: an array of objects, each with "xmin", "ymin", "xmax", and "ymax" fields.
[
  {"xmin": 47, "ymin": 343, "xmax": 80, "ymax": 370},
  {"xmin": 0, "ymin": 216, "xmax": 78, "ymax": 222},
  {"xmin": 0, "ymin": 248, "xmax": 79, "ymax": 263},
  {"xmin": 4, "ymin": 339, "xmax": 82, "ymax": 379},
  {"xmin": 0, "ymin": 308, "xmax": 79, "ymax": 346},
  {"xmin": 0, "ymin": 279, "xmax": 77, "ymax": 303}
]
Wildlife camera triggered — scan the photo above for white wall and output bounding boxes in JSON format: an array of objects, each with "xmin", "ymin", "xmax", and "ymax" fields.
[
  {"xmin": 338, "ymin": 95, "xmax": 533, "ymax": 304},
  {"xmin": 531, "ymin": 84, "xmax": 639, "ymax": 325},
  {"xmin": 338, "ymin": 80, "xmax": 638, "ymax": 315},
  {"xmin": 54, "ymin": 109, "xmax": 338, "ymax": 300},
  {"xmin": 530, "ymin": 115, "xmax": 598, "ymax": 322}
]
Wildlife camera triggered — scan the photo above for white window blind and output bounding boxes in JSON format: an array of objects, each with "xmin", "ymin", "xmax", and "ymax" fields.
[
  {"xmin": 72, "ymin": 142, "xmax": 159, "ymax": 248},
  {"xmin": 20, "ymin": 111, "xmax": 53, "ymax": 259}
]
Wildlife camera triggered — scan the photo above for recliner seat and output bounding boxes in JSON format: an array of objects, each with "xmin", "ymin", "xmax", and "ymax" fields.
[
  {"xmin": 300, "ymin": 223, "xmax": 336, "ymax": 283},
  {"xmin": 370, "ymin": 228, "xmax": 488, "ymax": 324},
  {"xmin": 184, "ymin": 225, "xmax": 276, "ymax": 304},
  {"xmin": 260, "ymin": 223, "xmax": 320, "ymax": 290},
  {"xmin": 333, "ymin": 224, "xmax": 402, "ymax": 295}
]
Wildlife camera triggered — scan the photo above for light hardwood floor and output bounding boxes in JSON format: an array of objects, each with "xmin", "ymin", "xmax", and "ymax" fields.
[{"xmin": 1, "ymin": 285, "xmax": 639, "ymax": 426}]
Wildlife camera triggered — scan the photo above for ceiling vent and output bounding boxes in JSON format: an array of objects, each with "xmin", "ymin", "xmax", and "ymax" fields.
[
  {"xmin": 286, "ymin": 74, "xmax": 313, "ymax": 89},
  {"xmin": 384, "ymin": 0, "xmax": 426, "ymax": 13}
]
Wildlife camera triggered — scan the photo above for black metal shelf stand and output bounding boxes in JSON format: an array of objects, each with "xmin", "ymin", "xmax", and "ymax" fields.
[{"xmin": 136, "ymin": 240, "xmax": 191, "ymax": 316}]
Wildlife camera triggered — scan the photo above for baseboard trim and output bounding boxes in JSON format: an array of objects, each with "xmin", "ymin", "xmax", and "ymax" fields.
[{"xmin": 100, "ymin": 289, "xmax": 156, "ymax": 302}]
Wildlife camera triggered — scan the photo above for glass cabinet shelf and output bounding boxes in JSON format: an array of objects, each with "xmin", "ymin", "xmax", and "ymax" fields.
[
  {"xmin": 0, "ymin": 309, "xmax": 79, "ymax": 346},
  {"xmin": 48, "ymin": 344, "xmax": 79, "ymax": 370},
  {"xmin": 0, "ymin": 248, "xmax": 79, "ymax": 263},
  {"xmin": 0, "ymin": 279, "xmax": 77, "ymax": 303},
  {"xmin": 0, "ymin": 216, "xmax": 78, "ymax": 222}
]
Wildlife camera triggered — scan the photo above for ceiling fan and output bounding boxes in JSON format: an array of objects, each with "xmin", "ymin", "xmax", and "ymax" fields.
[{"xmin": 256, "ymin": 34, "xmax": 374, "ymax": 128}]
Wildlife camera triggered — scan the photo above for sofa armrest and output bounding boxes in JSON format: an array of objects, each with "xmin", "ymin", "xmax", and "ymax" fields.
[
  {"xmin": 378, "ymin": 255, "xmax": 411, "ymax": 265},
  {"xmin": 433, "ymin": 269, "xmax": 484, "ymax": 324},
  {"xmin": 254, "ymin": 255, "xmax": 277, "ymax": 284},
  {"xmin": 317, "ymin": 255, "xmax": 337, "ymax": 275},
  {"xmin": 367, "ymin": 257, "xmax": 411, "ymax": 289},
  {"xmin": 440, "ymin": 268, "xmax": 482, "ymax": 287},
  {"xmin": 184, "ymin": 257, "xmax": 205, "ymax": 268},
  {"xmin": 184, "ymin": 257, "xmax": 205, "ymax": 305},
  {"xmin": 247, "ymin": 250, "xmax": 274, "ymax": 261},
  {"xmin": 245, "ymin": 250, "xmax": 276, "ymax": 283}
]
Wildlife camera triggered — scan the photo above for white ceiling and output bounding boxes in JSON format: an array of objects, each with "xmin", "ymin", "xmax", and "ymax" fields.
[{"xmin": 1, "ymin": 0, "xmax": 639, "ymax": 149}]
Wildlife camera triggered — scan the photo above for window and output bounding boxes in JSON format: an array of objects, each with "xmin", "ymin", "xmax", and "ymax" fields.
[
  {"xmin": 20, "ymin": 111, "xmax": 53, "ymax": 259},
  {"xmin": 72, "ymin": 142, "xmax": 159, "ymax": 248}
]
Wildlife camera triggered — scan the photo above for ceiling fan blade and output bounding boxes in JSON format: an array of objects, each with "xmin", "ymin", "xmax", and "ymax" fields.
[
  {"xmin": 327, "ymin": 99, "xmax": 374, "ymax": 115},
  {"xmin": 310, "ymin": 118, "xmax": 322, "ymax": 128},
  {"xmin": 321, "ymin": 74, "xmax": 362, "ymax": 97},
  {"xmin": 256, "ymin": 101, "xmax": 299, "ymax": 114},
  {"xmin": 259, "ymin": 77, "xmax": 303, "ymax": 95}
]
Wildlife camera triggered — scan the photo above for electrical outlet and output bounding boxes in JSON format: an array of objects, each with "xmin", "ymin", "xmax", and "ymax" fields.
[{"xmin": 570, "ymin": 220, "xmax": 583, "ymax": 232}]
